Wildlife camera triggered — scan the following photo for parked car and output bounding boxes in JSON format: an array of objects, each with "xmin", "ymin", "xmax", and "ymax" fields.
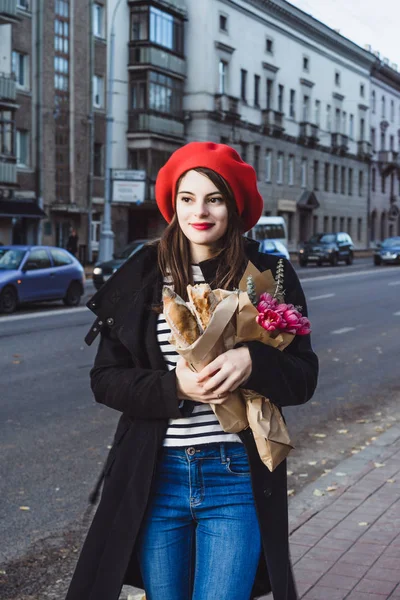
[
  {"xmin": 298, "ymin": 232, "xmax": 354, "ymax": 267},
  {"xmin": 259, "ymin": 239, "xmax": 290, "ymax": 260},
  {"xmin": 92, "ymin": 239, "xmax": 149, "ymax": 290},
  {"xmin": 0, "ymin": 245, "xmax": 85, "ymax": 314},
  {"xmin": 373, "ymin": 236, "xmax": 400, "ymax": 265}
]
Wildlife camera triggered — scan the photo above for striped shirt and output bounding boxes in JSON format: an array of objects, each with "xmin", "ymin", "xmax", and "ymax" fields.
[{"xmin": 158, "ymin": 265, "xmax": 241, "ymax": 447}]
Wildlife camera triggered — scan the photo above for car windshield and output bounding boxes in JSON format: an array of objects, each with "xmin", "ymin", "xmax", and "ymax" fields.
[
  {"xmin": 0, "ymin": 248, "xmax": 26, "ymax": 270},
  {"xmin": 382, "ymin": 237, "xmax": 400, "ymax": 248},
  {"xmin": 318, "ymin": 234, "xmax": 336, "ymax": 244},
  {"xmin": 115, "ymin": 242, "xmax": 143, "ymax": 259}
]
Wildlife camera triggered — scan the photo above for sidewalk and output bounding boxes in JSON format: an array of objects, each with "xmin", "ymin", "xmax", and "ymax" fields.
[{"xmin": 288, "ymin": 426, "xmax": 400, "ymax": 599}]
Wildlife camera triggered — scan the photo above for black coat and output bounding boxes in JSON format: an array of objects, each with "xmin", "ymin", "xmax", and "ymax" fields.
[{"xmin": 66, "ymin": 239, "xmax": 318, "ymax": 600}]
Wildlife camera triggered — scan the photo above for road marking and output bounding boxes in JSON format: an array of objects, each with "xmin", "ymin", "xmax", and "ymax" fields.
[
  {"xmin": 388, "ymin": 281, "xmax": 400, "ymax": 286},
  {"xmin": 0, "ymin": 306, "xmax": 89, "ymax": 323},
  {"xmin": 394, "ymin": 312, "xmax": 400, "ymax": 316},
  {"xmin": 331, "ymin": 327, "xmax": 356, "ymax": 335},
  {"xmin": 309, "ymin": 293, "xmax": 335, "ymax": 301},
  {"xmin": 299, "ymin": 268, "xmax": 393, "ymax": 284}
]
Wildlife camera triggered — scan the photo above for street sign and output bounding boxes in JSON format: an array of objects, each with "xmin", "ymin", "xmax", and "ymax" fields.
[
  {"xmin": 113, "ymin": 180, "xmax": 145, "ymax": 204},
  {"xmin": 112, "ymin": 169, "xmax": 146, "ymax": 181}
]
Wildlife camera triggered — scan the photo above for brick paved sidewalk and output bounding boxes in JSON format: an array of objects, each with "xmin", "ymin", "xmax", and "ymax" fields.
[{"xmin": 288, "ymin": 426, "xmax": 400, "ymax": 600}]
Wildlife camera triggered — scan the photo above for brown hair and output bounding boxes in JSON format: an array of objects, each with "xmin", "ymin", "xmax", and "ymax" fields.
[{"xmin": 157, "ymin": 167, "xmax": 247, "ymax": 301}]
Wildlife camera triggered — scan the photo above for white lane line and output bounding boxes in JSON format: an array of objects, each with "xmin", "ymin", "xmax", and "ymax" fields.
[
  {"xmin": 299, "ymin": 269, "xmax": 393, "ymax": 284},
  {"xmin": 331, "ymin": 327, "xmax": 356, "ymax": 335},
  {"xmin": 0, "ymin": 306, "xmax": 89, "ymax": 323},
  {"xmin": 388, "ymin": 281, "xmax": 400, "ymax": 286},
  {"xmin": 394, "ymin": 312, "xmax": 400, "ymax": 316},
  {"xmin": 309, "ymin": 293, "xmax": 335, "ymax": 301}
]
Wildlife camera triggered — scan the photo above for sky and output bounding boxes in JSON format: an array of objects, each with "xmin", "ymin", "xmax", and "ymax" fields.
[{"xmin": 289, "ymin": 0, "xmax": 400, "ymax": 67}]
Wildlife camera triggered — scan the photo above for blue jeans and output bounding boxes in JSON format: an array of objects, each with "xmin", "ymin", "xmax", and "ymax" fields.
[{"xmin": 136, "ymin": 443, "xmax": 262, "ymax": 600}]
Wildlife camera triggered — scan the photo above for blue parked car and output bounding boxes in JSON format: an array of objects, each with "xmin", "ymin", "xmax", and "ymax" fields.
[
  {"xmin": 259, "ymin": 239, "xmax": 290, "ymax": 260},
  {"xmin": 374, "ymin": 237, "xmax": 400, "ymax": 265},
  {"xmin": 0, "ymin": 245, "xmax": 85, "ymax": 314}
]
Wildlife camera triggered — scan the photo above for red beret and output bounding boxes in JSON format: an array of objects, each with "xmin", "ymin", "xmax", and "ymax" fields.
[{"xmin": 155, "ymin": 142, "xmax": 264, "ymax": 232}]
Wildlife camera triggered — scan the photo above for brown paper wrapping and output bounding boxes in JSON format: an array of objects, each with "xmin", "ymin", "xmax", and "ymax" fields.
[{"xmin": 165, "ymin": 261, "xmax": 296, "ymax": 470}]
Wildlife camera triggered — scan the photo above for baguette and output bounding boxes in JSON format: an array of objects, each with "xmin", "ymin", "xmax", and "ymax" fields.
[
  {"xmin": 162, "ymin": 287, "xmax": 201, "ymax": 348},
  {"xmin": 187, "ymin": 283, "xmax": 219, "ymax": 331}
]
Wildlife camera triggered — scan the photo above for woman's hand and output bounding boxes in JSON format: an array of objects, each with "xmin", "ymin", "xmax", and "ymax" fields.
[
  {"xmin": 175, "ymin": 358, "xmax": 230, "ymax": 404},
  {"xmin": 196, "ymin": 346, "xmax": 252, "ymax": 398}
]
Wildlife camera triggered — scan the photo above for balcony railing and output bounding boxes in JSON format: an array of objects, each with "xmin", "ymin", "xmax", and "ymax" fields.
[
  {"xmin": 299, "ymin": 122, "xmax": 319, "ymax": 144},
  {"xmin": 378, "ymin": 150, "xmax": 400, "ymax": 166},
  {"xmin": 0, "ymin": 0, "xmax": 18, "ymax": 23},
  {"xmin": 214, "ymin": 94, "xmax": 240, "ymax": 119},
  {"xmin": 128, "ymin": 110, "xmax": 185, "ymax": 139},
  {"xmin": 261, "ymin": 109, "xmax": 284, "ymax": 135},
  {"xmin": 0, "ymin": 159, "xmax": 17, "ymax": 185},
  {"xmin": 357, "ymin": 140, "xmax": 372, "ymax": 159},
  {"xmin": 128, "ymin": 44, "xmax": 186, "ymax": 77},
  {"xmin": 0, "ymin": 72, "xmax": 17, "ymax": 102},
  {"xmin": 331, "ymin": 133, "xmax": 348, "ymax": 153}
]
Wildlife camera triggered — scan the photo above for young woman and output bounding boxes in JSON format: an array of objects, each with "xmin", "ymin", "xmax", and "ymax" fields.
[{"xmin": 66, "ymin": 142, "xmax": 318, "ymax": 600}]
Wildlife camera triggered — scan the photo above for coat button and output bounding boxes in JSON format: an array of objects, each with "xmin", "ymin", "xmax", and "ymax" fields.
[
  {"xmin": 106, "ymin": 317, "xmax": 114, "ymax": 326},
  {"xmin": 263, "ymin": 488, "xmax": 272, "ymax": 498}
]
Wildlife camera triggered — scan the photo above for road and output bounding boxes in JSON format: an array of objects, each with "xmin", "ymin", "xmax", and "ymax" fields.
[{"xmin": 0, "ymin": 258, "xmax": 399, "ymax": 597}]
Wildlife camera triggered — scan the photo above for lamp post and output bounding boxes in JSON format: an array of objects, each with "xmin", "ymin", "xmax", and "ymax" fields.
[{"xmin": 97, "ymin": 0, "xmax": 124, "ymax": 262}]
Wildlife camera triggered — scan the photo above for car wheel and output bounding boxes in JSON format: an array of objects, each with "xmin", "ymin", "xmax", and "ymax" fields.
[
  {"xmin": 63, "ymin": 282, "xmax": 82, "ymax": 307},
  {"xmin": 0, "ymin": 285, "xmax": 18, "ymax": 314},
  {"xmin": 374, "ymin": 256, "xmax": 381, "ymax": 266},
  {"xmin": 346, "ymin": 252, "xmax": 354, "ymax": 266},
  {"xmin": 299, "ymin": 258, "xmax": 308, "ymax": 267},
  {"xmin": 330, "ymin": 253, "xmax": 338, "ymax": 266}
]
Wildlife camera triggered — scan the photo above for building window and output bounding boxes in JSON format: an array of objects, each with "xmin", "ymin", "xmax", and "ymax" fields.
[
  {"xmin": 315, "ymin": 100, "xmax": 321, "ymax": 126},
  {"xmin": 324, "ymin": 216, "xmax": 329, "ymax": 231},
  {"xmin": 340, "ymin": 216, "xmax": 345, "ymax": 231},
  {"xmin": 342, "ymin": 111, "xmax": 347, "ymax": 135},
  {"xmin": 381, "ymin": 130, "xmax": 386, "ymax": 150},
  {"xmin": 239, "ymin": 143, "xmax": 248, "ymax": 163},
  {"xmin": 266, "ymin": 38, "xmax": 273, "ymax": 53},
  {"xmin": 16, "ymin": 130, "xmax": 29, "ymax": 166},
  {"xmin": 93, "ymin": 75, "xmax": 104, "ymax": 108},
  {"xmin": 240, "ymin": 69, "xmax": 247, "ymax": 102},
  {"xmin": 277, "ymin": 152, "xmax": 283, "ymax": 184},
  {"xmin": 391, "ymin": 99, "xmax": 394, "ymax": 122},
  {"xmin": 265, "ymin": 149, "xmax": 272, "ymax": 182},
  {"xmin": 313, "ymin": 215, "xmax": 318, "ymax": 235},
  {"xmin": 333, "ymin": 165, "xmax": 338, "ymax": 193},
  {"xmin": 371, "ymin": 127, "xmax": 376, "ymax": 151},
  {"xmin": 302, "ymin": 95, "xmax": 310, "ymax": 121},
  {"xmin": 303, "ymin": 56, "xmax": 309, "ymax": 72},
  {"xmin": 372, "ymin": 167, "xmax": 376, "ymax": 192},
  {"xmin": 347, "ymin": 217, "xmax": 352, "ymax": 236},
  {"xmin": 288, "ymin": 155, "xmax": 294, "ymax": 185},
  {"xmin": 301, "ymin": 158, "xmax": 307, "ymax": 188},
  {"xmin": 149, "ymin": 71, "xmax": 182, "ymax": 115},
  {"xmin": 131, "ymin": 6, "xmax": 183, "ymax": 54},
  {"xmin": 371, "ymin": 90, "xmax": 376, "ymax": 113},
  {"xmin": 348, "ymin": 168, "xmax": 353, "ymax": 196},
  {"xmin": 390, "ymin": 134, "xmax": 394, "ymax": 150},
  {"xmin": 289, "ymin": 89, "xmax": 295, "ymax": 118},
  {"xmin": 254, "ymin": 145, "xmax": 260, "ymax": 179},
  {"xmin": 131, "ymin": 7, "xmax": 148, "ymax": 40},
  {"xmin": 219, "ymin": 60, "xmax": 227, "ymax": 95},
  {"xmin": 17, "ymin": 0, "xmax": 30, "ymax": 8},
  {"xmin": 381, "ymin": 96, "xmax": 386, "ymax": 118},
  {"xmin": 219, "ymin": 14, "xmax": 228, "ymax": 31},
  {"xmin": 277, "ymin": 84, "xmax": 284, "ymax": 113},
  {"xmin": 266, "ymin": 79, "xmax": 273, "ymax": 110},
  {"xmin": 359, "ymin": 118, "xmax": 365, "ymax": 141},
  {"xmin": 360, "ymin": 83, "xmax": 365, "ymax": 98},
  {"xmin": 349, "ymin": 114, "xmax": 354, "ymax": 139},
  {"xmin": 254, "ymin": 75, "xmax": 260, "ymax": 107},
  {"xmin": 313, "ymin": 160, "xmax": 319, "ymax": 190},
  {"xmin": 335, "ymin": 71, "xmax": 341, "ymax": 86},
  {"xmin": 381, "ymin": 174, "xmax": 386, "ymax": 194},
  {"xmin": 93, "ymin": 3, "xmax": 104, "ymax": 38},
  {"xmin": 12, "ymin": 51, "xmax": 29, "ymax": 89},
  {"xmin": 324, "ymin": 163, "xmax": 330, "ymax": 192},
  {"xmin": 341, "ymin": 166, "xmax": 346, "ymax": 194},
  {"xmin": 357, "ymin": 218, "xmax": 362, "ymax": 242},
  {"xmin": 358, "ymin": 171, "xmax": 363, "ymax": 196},
  {"xmin": 326, "ymin": 104, "xmax": 331, "ymax": 131},
  {"xmin": 93, "ymin": 143, "xmax": 103, "ymax": 176},
  {"xmin": 0, "ymin": 111, "xmax": 15, "ymax": 156},
  {"xmin": 335, "ymin": 108, "xmax": 341, "ymax": 132},
  {"xmin": 332, "ymin": 216, "xmax": 337, "ymax": 233}
]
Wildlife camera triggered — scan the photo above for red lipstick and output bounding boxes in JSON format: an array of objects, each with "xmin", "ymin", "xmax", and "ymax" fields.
[{"xmin": 191, "ymin": 223, "xmax": 214, "ymax": 230}]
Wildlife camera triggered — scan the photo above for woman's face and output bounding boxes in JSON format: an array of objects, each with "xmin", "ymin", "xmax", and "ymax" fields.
[{"xmin": 176, "ymin": 170, "xmax": 229, "ymax": 260}]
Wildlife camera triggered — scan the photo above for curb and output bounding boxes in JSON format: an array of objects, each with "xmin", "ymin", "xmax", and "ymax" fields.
[{"xmin": 288, "ymin": 425, "xmax": 400, "ymax": 533}]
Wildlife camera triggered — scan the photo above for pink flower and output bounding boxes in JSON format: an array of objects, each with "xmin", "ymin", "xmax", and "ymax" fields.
[
  {"xmin": 257, "ymin": 293, "xmax": 278, "ymax": 313},
  {"xmin": 297, "ymin": 317, "xmax": 311, "ymax": 335},
  {"xmin": 256, "ymin": 309, "xmax": 283, "ymax": 332}
]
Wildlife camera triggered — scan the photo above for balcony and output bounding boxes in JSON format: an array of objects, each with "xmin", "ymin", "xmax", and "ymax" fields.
[
  {"xmin": 261, "ymin": 109, "xmax": 284, "ymax": 136},
  {"xmin": 331, "ymin": 133, "xmax": 349, "ymax": 154},
  {"xmin": 0, "ymin": 159, "xmax": 17, "ymax": 185},
  {"xmin": 0, "ymin": 73, "xmax": 17, "ymax": 103},
  {"xmin": 128, "ymin": 110, "xmax": 184, "ymax": 140},
  {"xmin": 214, "ymin": 94, "xmax": 240, "ymax": 122},
  {"xmin": 298, "ymin": 122, "xmax": 319, "ymax": 145},
  {"xmin": 0, "ymin": 0, "xmax": 19, "ymax": 24},
  {"xmin": 128, "ymin": 45, "xmax": 186, "ymax": 78},
  {"xmin": 378, "ymin": 150, "xmax": 400, "ymax": 174},
  {"xmin": 357, "ymin": 140, "xmax": 372, "ymax": 159}
]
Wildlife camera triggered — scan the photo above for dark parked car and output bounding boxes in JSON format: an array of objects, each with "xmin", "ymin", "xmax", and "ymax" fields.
[
  {"xmin": 92, "ymin": 239, "xmax": 149, "ymax": 290},
  {"xmin": 374, "ymin": 236, "xmax": 400, "ymax": 265},
  {"xmin": 0, "ymin": 245, "xmax": 85, "ymax": 314},
  {"xmin": 298, "ymin": 232, "xmax": 354, "ymax": 267}
]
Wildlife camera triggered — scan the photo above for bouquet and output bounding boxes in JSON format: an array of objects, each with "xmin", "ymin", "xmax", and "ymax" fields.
[{"xmin": 162, "ymin": 259, "xmax": 311, "ymax": 471}]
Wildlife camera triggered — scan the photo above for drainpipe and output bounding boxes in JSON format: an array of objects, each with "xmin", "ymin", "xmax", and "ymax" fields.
[
  {"xmin": 366, "ymin": 155, "xmax": 371, "ymax": 249},
  {"xmin": 87, "ymin": 0, "xmax": 94, "ymax": 263},
  {"xmin": 36, "ymin": 0, "xmax": 44, "ymax": 244}
]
